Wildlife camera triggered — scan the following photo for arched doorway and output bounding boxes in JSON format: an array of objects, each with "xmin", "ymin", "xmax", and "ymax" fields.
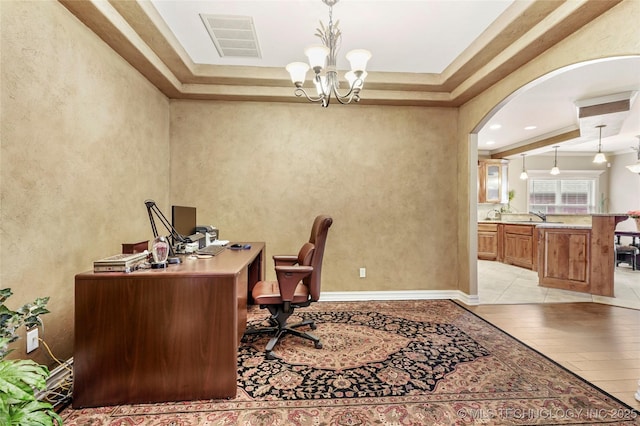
[{"xmin": 469, "ymin": 56, "xmax": 640, "ymax": 306}]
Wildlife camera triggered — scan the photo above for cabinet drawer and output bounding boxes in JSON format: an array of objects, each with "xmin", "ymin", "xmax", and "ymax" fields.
[
  {"xmin": 478, "ymin": 223, "xmax": 498, "ymax": 232},
  {"xmin": 504, "ymin": 224, "xmax": 533, "ymax": 236}
]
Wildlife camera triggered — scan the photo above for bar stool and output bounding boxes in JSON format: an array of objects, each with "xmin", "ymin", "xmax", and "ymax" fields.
[{"xmin": 615, "ymin": 244, "xmax": 639, "ymax": 270}]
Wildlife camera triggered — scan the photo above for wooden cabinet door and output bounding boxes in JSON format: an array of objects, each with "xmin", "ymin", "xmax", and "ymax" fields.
[
  {"xmin": 504, "ymin": 233, "xmax": 534, "ymax": 269},
  {"xmin": 538, "ymin": 228, "xmax": 590, "ymax": 292},
  {"xmin": 478, "ymin": 160, "xmax": 509, "ymax": 204},
  {"xmin": 478, "ymin": 231, "xmax": 499, "ymax": 260},
  {"xmin": 478, "ymin": 223, "xmax": 500, "ymax": 260},
  {"xmin": 503, "ymin": 224, "xmax": 536, "ymax": 270}
]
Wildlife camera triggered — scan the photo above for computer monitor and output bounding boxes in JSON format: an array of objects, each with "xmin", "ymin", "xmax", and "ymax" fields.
[{"xmin": 171, "ymin": 205, "xmax": 196, "ymax": 239}]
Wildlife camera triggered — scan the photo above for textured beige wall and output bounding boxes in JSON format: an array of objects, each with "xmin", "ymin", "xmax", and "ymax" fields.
[
  {"xmin": 170, "ymin": 101, "xmax": 458, "ymax": 291},
  {"xmin": 457, "ymin": 0, "xmax": 640, "ymax": 294},
  {"xmin": 1, "ymin": 0, "xmax": 170, "ymax": 365}
]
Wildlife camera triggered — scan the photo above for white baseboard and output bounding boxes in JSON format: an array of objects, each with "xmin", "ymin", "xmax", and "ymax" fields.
[{"xmin": 320, "ymin": 290, "xmax": 480, "ymax": 306}]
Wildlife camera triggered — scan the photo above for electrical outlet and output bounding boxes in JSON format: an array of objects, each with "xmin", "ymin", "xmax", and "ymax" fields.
[
  {"xmin": 26, "ymin": 328, "xmax": 39, "ymax": 353},
  {"xmin": 359, "ymin": 267, "xmax": 366, "ymax": 278}
]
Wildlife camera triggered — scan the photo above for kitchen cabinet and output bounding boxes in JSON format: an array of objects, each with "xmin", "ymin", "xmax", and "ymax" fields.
[
  {"xmin": 503, "ymin": 224, "xmax": 537, "ymax": 270},
  {"xmin": 478, "ymin": 159, "xmax": 509, "ymax": 204},
  {"xmin": 478, "ymin": 223, "xmax": 500, "ymax": 260},
  {"xmin": 536, "ymin": 215, "xmax": 628, "ymax": 297},
  {"xmin": 538, "ymin": 227, "xmax": 590, "ymax": 292}
]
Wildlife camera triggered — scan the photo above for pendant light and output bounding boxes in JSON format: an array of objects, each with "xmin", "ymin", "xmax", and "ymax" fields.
[
  {"xmin": 550, "ymin": 146, "xmax": 560, "ymax": 175},
  {"xmin": 593, "ymin": 124, "xmax": 607, "ymax": 164},
  {"xmin": 627, "ymin": 136, "xmax": 640, "ymax": 174},
  {"xmin": 519, "ymin": 153, "xmax": 528, "ymax": 180}
]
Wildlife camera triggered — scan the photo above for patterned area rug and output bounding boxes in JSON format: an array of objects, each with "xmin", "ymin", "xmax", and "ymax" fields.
[{"xmin": 62, "ymin": 300, "xmax": 639, "ymax": 425}]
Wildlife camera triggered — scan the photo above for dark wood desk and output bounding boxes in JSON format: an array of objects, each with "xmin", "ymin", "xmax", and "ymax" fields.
[{"xmin": 73, "ymin": 243, "xmax": 265, "ymax": 408}]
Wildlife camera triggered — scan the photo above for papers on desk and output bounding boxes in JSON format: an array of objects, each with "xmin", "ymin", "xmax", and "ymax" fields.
[
  {"xmin": 94, "ymin": 252, "xmax": 148, "ymax": 273},
  {"xmin": 209, "ymin": 240, "xmax": 229, "ymax": 246}
]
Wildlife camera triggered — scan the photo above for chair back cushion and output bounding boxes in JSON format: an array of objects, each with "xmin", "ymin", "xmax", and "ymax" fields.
[
  {"xmin": 307, "ymin": 215, "xmax": 333, "ymax": 301},
  {"xmin": 298, "ymin": 242, "xmax": 315, "ymax": 266}
]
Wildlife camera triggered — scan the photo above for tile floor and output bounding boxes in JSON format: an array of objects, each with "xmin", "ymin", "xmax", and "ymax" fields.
[{"xmin": 478, "ymin": 260, "xmax": 640, "ymax": 310}]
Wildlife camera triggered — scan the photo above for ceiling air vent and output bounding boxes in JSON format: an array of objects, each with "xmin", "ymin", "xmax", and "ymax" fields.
[
  {"xmin": 574, "ymin": 91, "xmax": 637, "ymax": 139},
  {"xmin": 200, "ymin": 14, "xmax": 261, "ymax": 59}
]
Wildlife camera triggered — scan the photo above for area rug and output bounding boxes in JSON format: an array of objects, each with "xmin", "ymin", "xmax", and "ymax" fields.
[{"xmin": 61, "ymin": 300, "xmax": 639, "ymax": 425}]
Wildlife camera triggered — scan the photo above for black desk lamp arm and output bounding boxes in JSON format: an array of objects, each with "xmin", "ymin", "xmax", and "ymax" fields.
[{"xmin": 144, "ymin": 200, "xmax": 186, "ymax": 244}]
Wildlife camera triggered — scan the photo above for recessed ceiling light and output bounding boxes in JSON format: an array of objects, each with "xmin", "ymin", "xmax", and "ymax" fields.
[
  {"xmin": 489, "ymin": 124, "xmax": 501, "ymax": 130},
  {"xmin": 524, "ymin": 125, "xmax": 537, "ymax": 130},
  {"xmin": 486, "ymin": 140, "xmax": 496, "ymax": 145}
]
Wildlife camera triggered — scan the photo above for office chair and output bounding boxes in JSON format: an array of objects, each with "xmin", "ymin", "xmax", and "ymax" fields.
[{"xmin": 246, "ymin": 215, "xmax": 333, "ymax": 359}]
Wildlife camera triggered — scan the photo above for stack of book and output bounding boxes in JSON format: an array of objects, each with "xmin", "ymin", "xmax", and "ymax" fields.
[{"xmin": 93, "ymin": 252, "xmax": 149, "ymax": 273}]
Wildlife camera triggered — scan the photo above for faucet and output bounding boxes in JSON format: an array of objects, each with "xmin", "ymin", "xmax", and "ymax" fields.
[
  {"xmin": 487, "ymin": 209, "xmax": 501, "ymax": 220},
  {"xmin": 529, "ymin": 211, "xmax": 547, "ymax": 222}
]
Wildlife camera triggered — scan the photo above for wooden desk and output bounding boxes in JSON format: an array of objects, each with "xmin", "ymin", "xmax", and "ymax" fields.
[{"xmin": 73, "ymin": 243, "xmax": 265, "ymax": 408}]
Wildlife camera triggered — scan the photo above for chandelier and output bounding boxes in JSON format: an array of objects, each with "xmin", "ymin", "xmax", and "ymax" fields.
[{"xmin": 285, "ymin": 0, "xmax": 372, "ymax": 107}]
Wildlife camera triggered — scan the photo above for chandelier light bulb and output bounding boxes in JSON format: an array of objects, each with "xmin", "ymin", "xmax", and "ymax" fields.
[
  {"xmin": 286, "ymin": 62, "xmax": 310, "ymax": 85},
  {"xmin": 304, "ymin": 45, "xmax": 330, "ymax": 70},
  {"xmin": 593, "ymin": 152, "xmax": 607, "ymax": 164},
  {"xmin": 346, "ymin": 49, "xmax": 372, "ymax": 72},
  {"xmin": 627, "ymin": 136, "xmax": 640, "ymax": 174}
]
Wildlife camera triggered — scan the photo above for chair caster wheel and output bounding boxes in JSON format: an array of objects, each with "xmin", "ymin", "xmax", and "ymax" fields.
[
  {"xmin": 314, "ymin": 342, "xmax": 323, "ymax": 349},
  {"xmin": 266, "ymin": 351, "xmax": 277, "ymax": 360},
  {"xmin": 310, "ymin": 323, "xmax": 317, "ymax": 330}
]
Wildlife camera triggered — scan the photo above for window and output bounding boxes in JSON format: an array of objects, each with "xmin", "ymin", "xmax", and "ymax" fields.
[{"xmin": 529, "ymin": 178, "xmax": 597, "ymax": 214}]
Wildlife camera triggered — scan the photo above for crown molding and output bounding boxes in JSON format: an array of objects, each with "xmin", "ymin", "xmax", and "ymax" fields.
[{"xmin": 59, "ymin": 0, "xmax": 621, "ymax": 106}]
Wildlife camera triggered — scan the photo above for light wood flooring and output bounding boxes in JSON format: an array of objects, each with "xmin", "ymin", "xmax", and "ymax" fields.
[{"xmin": 467, "ymin": 303, "xmax": 640, "ymax": 409}]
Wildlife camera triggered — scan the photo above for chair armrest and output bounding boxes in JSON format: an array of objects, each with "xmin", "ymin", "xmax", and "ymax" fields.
[
  {"xmin": 275, "ymin": 265, "xmax": 313, "ymax": 301},
  {"xmin": 273, "ymin": 255, "xmax": 299, "ymax": 267}
]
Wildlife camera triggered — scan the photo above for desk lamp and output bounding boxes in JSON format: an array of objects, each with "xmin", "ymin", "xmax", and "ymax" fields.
[{"xmin": 144, "ymin": 200, "xmax": 183, "ymax": 266}]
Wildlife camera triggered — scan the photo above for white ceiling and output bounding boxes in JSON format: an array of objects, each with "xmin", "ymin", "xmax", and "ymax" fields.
[
  {"xmin": 479, "ymin": 57, "xmax": 640, "ymax": 159},
  {"xmin": 149, "ymin": 0, "xmax": 640, "ymax": 158}
]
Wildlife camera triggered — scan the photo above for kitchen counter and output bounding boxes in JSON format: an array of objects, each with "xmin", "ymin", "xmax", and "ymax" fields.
[
  {"xmin": 478, "ymin": 214, "xmax": 629, "ymax": 297},
  {"xmin": 478, "ymin": 220, "xmax": 590, "ymax": 229}
]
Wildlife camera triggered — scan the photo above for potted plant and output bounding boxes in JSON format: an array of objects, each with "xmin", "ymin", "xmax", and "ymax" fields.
[{"xmin": 0, "ymin": 288, "xmax": 62, "ymax": 425}]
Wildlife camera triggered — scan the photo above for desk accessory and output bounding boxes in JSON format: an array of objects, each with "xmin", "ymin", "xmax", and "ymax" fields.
[
  {"xmin": 144, "ymin": 200, "xmax": 184, "ymax": 264},
  {"xmin": 150, "ymin": 236, "xmax": 169, "ymax": 268},
  {"xmin": 94, "ymin": 252, "xmax": 148, "ymax": 272}
]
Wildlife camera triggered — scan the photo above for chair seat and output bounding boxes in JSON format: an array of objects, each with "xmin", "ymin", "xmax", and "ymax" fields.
[
  {"xmin": 617, "ymin": 245, "xmax": 639, "ymax": 254},
  {"xmin": 252, "ymin": 280, "xmax": 310, "ymax": 305}
]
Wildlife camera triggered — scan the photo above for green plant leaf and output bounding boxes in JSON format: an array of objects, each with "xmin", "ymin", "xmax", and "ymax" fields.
[
  {"xmin": 0, "ymin": 360, "xmax": 48, "ymax": 403},
  {"xmin": 0, "ymin": 289, "xmax": 13, "ymax": 304},
  {"xmin": 9, "ymin": 399, "xmax": 63, "ymax": 426},
  {"xmin": 0, "ymin": 396, "xmax": 11, "ymax": 425}
]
